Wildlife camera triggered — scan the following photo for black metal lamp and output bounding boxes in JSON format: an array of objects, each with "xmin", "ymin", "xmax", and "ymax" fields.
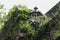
[{"xmin": 30, "ymin": 7, "xmax": 43, "ymax": 30}]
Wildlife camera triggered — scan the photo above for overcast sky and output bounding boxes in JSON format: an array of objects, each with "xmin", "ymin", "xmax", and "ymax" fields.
[{"xmin": 0, "ymin": 0, "xmax": 60, "ymax": 14}]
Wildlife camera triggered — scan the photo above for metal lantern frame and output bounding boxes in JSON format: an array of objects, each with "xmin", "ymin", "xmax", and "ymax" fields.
[{"xmin": 30, "ymin": 7, "xmax": 43, "ymax": 22}]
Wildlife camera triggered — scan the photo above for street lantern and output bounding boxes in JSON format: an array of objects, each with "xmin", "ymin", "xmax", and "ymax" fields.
[
  {"xmin": 30, "ymin": 7, "xmax": 43, "ymax": 23},
  {"xmin": 30, "ymin": 7, "xmax": 43, "ymax": 30}
]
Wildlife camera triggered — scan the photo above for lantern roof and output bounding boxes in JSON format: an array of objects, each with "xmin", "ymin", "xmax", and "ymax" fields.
[{"xmin": 30, "ymin": 7, "xmax": 43, "ymax": 16}]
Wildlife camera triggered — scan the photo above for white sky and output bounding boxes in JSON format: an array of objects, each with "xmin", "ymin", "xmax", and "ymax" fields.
[{"xmin": 0, "ymin": 0, "xmax": 60, "ymax": 14}]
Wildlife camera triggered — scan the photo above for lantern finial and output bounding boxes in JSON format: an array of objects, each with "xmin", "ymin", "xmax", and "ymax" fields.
[{"xmin": 34, "ymin": 7, "xmax": 38, "ymax": 11}]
